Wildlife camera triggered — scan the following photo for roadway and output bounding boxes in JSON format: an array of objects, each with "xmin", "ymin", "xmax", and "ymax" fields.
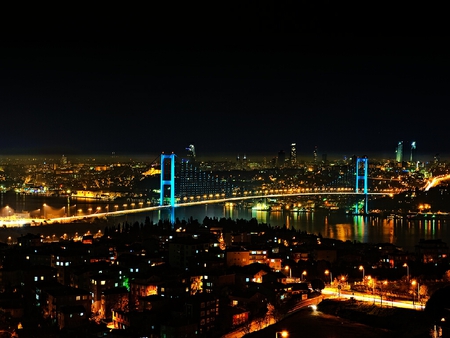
[
  {"xmin": 221, "ymin": 286, "xmax": 424, "ymax": 338},
  {"xmin": 221, "ymin": 296, "xmax": 325, "ymax": 338},
  {"xmin": 322, "ymin": 287, "xmax": 425, "ymax": 310}
]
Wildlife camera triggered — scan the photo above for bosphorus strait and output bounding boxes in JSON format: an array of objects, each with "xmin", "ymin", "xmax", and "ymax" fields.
[{"xmin": 1, "ymin": 192, "xmax": 447, "ymax": 253}]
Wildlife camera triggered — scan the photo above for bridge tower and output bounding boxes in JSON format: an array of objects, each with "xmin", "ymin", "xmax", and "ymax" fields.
[
  {"xmin": 355, "ymin": 157, "xmax": 368, "ymax": 214},
  {"xmin": 160, "ymin": 153, "xmax": 176, "ymax": 224}
]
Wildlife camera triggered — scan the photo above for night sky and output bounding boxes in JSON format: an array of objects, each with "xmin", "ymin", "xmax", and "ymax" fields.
[{"xmin": 1, "ymin": 4, "xmax": 449, "ymax": 162}]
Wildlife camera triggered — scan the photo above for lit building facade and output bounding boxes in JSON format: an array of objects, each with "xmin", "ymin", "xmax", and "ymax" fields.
[
  {"xmin": 178, "ymin": 159, "xmax": 235, "ymax": 200},
  {"xmin": 290, "ymin": 142, "xmax": 296, "ymax": 166},
  {"xmin": 396, "ymin": 141, "xmax": 403, "ymax": 162},
  {"xmin": 186, "ymin": 144, "xmax": 196, "ymax": 160},
  {"xmin": 410, "ymin": 141, "xmax": 416, "ymax": 162},
  {"xmin": 226, "ymin": 249, "xmax": 250, "ymax": 267}
]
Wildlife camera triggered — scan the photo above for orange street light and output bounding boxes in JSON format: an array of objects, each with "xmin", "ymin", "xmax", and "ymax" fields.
[
  {"xmin": 359, "ymin": 265, "xmax": 365, "ymax": 282},
  {"xmin": 285, "ymin": 266, "xmax": 292, "ymax": 278},
  {"xmin": 276, "ymin": 330, "xmax": 289, "ymax": 338},
  {"xmin": 325, "ymin": 269, "xmax": 332, "ymax": 284},
  {"xmin": 403, "ymin": 263, "xmax": 409, "ymax": 281}
]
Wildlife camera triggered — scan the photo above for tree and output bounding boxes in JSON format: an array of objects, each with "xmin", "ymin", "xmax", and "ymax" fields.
[
  {"xmin": 240, "ymin": 318, "xmax": 253, "ymax": 335},
  {"xmin": 267, "ymin": 295, "xmax": 290, "ymax": 323},
  {"xmin": 254, "ymin": 314, "xmax": 267, "ymax": 330},
  {"xmin": 311, "ymin": 278, "xmax": 325, "ymax": 292},
  {"xmin": 190, "ymin": 276, "xmax": 203, "ymax": 295},
  {"xmin": 266, "ymin": 303, "xmax": 276, "ymax": 324},
  {"xmin": 418, "ymin": 284, "xmax": 428, "ymax": 305},
  {"xmin": 121, "ymin": 294, "xmax": 130, "ymax": 312},
  {"xmin": 444, "ymin": 270, "xmax": 450, "ymax": 282},
  {"xmin": 425, "ymin": 285, "xmax": 450, "ymax": 320}
]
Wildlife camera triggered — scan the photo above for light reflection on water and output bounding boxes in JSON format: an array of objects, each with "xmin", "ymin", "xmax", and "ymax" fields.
[
  {"xmin": 104, "ymin": 204, "xmax": 449, "ymax": 252},
  {"xmin": 1, "ymin": 193, "xmax": 449, "ymax": 252}
]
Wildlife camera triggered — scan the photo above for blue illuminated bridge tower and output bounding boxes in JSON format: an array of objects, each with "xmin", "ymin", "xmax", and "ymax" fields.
[
  {"xmin": 159, "ymin": 152, "xmax": 236, "ymax": 224},
  {"xmin": 326, "ymin": 155, "xmax": 369, "ymax": 214},
  {"xmin": 160, "ymin": 153, "xmax": 176, "ymax": 223},
  {"xmin": 355, "ymin": 157, "xmax": 369, "ymax": 214}
]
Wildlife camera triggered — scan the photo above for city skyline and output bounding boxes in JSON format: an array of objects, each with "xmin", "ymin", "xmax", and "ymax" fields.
[{"xmin": 1, "ymin": 7, "xmax": 450, "ymax": 336}]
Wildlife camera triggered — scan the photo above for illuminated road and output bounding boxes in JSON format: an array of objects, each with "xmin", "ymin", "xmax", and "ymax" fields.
[
  {"xmin": 424, "ymin": 174, "xmax": 450, "ymax": 191},
  {"xmin": 228, "ymin": 288, "xmax": 425, "ymax": 338},
  {"xmin": 221, "ymin": 296, "xmax": 325, "ymax": 338},
  {"xmin": 321, "ymin": 287, "xmax": 425, "ymax": 311}
]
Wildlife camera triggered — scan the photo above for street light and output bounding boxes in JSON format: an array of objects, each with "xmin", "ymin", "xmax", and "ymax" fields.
[
  {"xmin": 302, "ymin": 271, "xmax": 307, "ymax": 281},
  {"xmin": 325, "ymin": 269, "xmax": 333, "ymax": 285},
  {"xmin": 285, "ymin": 266, "xmax": 292, "ymax": 279},
  {"xmin": 359, "ymin": 265, "xmax": 365, "ymax": 283},
  {"xmin": 276, "ymin": 330, "xmax": 289, "ymax": 338},
  {"xmin": 403, "ymin": 263, "xmax": 409, "ymax": 281},
  {"xmin": 411, "ymin": 280, "xmax": 420, "ymax": 307}
]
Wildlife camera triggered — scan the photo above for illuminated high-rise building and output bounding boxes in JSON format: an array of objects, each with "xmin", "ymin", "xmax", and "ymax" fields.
[
  {"xmin": 178, "ymin": 159, "xmax": 234, "ymax": 199},
  {"xmin": 410, "ymin": 141, "xmax": 416, "ymax": 162},
  {"xmin": 60, "ymin": 154, "xmax": 68, "ymax": 166},
  {"xmin": 395, "ymin": 141, "xmax": 403, "ymax": 162},
  {"xmin": 290, "ymin": 143, "xmax": 297, "ymax": 166},
  {"xmin": 186, "ymin": 144, "xmax": 196, "ymax": 161}
]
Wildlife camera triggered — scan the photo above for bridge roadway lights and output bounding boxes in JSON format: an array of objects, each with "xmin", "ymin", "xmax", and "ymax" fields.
[{"xmin": 6, "ymin": 190, "xmax": 395, "ymax": 227}]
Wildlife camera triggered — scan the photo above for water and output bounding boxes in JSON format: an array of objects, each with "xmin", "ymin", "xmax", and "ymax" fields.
[
  {"xmin": 160, "ymin": 205, "xmax": 450, "ymax": 252},
  {"xmin": 1, "ymin": 192, "xmax": 449, "ymax": 252}
]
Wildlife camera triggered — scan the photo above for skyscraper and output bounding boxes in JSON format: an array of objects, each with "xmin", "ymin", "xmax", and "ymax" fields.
[
  {"xmin": 290, "ymin": 143, "xmax": 296, "ymax": 166},
  {"xmin": 186, "ymin": 144, "xmax": 196, "ymax": 161},
  {"xmin": 396, "ymin": 141, "xmax": 403, "ymax": 162},
  {"xmin": 410, "ymin": 141, "xmax": 416, "ymax": 162},
  {"xmin": 178, "ymin": 159, "xmax": 234, "ymax": 199},
  {"xmin": 60, "ymin": 154, "xmax": 68, "ymax": 167}
]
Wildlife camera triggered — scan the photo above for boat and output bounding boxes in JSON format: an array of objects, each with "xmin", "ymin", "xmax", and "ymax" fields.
[
  {"xmin": 71, "ymin": 191, "xmax": 117, "ymax": 201},
  {"xmin": 251, "ymin": 202, "xmax": 271, "ymax": 211},
  {"xmin": 387, "ymin": 214, "xmax": 403, "ymax": 220}
]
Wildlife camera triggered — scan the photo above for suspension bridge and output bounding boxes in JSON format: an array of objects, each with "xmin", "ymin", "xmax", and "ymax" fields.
[{"xmin": 1, "ymin": 154, "xmax": 396, "ymax": 227}]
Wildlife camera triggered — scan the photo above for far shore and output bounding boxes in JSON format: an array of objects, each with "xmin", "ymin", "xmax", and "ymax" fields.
[{"xmin": 0, "ymin": 221, "xmax": 109, "ymax": 243}]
